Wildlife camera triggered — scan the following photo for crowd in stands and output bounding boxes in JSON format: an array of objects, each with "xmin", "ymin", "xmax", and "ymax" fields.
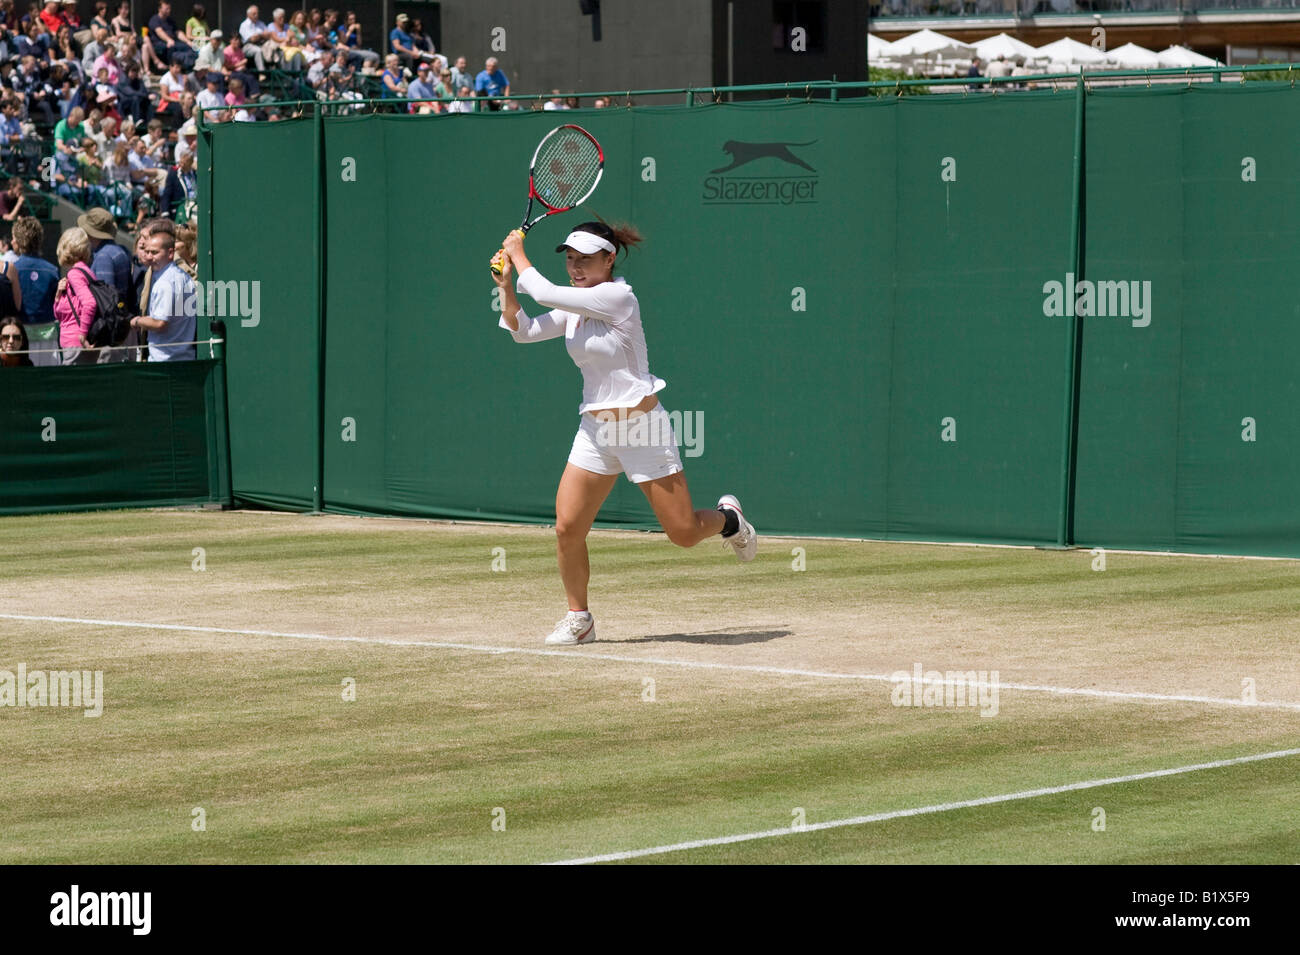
[{"xmin": 0, "ymin": 207, "xmax": 197, "ymax": 367}]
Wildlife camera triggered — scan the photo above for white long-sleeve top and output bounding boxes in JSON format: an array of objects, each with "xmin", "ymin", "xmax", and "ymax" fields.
[{"xmin": 500, "ymin": 265, "xmax": 667, "ymax": 415}]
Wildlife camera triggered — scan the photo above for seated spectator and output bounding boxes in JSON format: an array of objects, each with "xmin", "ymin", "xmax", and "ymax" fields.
[
  {"xmin": 380, "ymin": 53, "xmax": 405, "ymax": 100},
  {"xmin": 157, "ymin": 58, "xmax": 187, "ymax": 125},
  {"xmin": 54, "ymin": 225, "xmax": 99, "ymax": 364},
  {"xmin": 129, "ymin": 226, "xmax": 194, "ymax": 361},
  {"xmin": 0, "ymin": 317, "xmax": 35, "ymax": 367},
  {"xmin": 0, "ymin": 178, "xmax": 26, "ymax": 221},
  {"xmin": 185, "ymin": 4, "xmax": 208, "ymax": 44},
  {"xmin": 410, "ymin": 19, "xmax": 436, "ymax": 61},
  {"xmin": 91, "ymin": 1, "xmax": 112, "ymax": 33},
  {"xmin": 12, "ymin": 217, "xmax": 59, "ymax": 327},
  {"xmin": 544, "ymin": 90, "xmax": 568, "ymax": 111},
  {"xmin": 51, "ymin": 23, "xmax": 79, "ymax": 77},
  {"xmin": 389, "ymin": 13, "xmax": 416, "ymax": 73},
  {"xmin": 239, "ymin": 4, "xmax": 278, "ymax": 71},
  {"xmin": 334, "ymin": 10, "xmax": 378, "ymax": 68},
  {"xmin": 38, "ymin": 1, "xmax": 62, "ymax": 36},
  {"xmin": 268, "ymin": 7, "xmax": 304, "ymax": 70},
  {"xmin": 109, "ymin": 1, "xmax": 131, "ymax": 36},
  {"xmin": 13, "ymin": 55, "xmax": 57, "ymax": 127},
  {"xmin": 288, "ymin": 10, "xmax": 313, "ymax": 63},
  {"xmin": 53, "ymin": 104, "xmax": 86, "ymax": 152},
  {"xmin": 197, "ymin": 71, "xmax": 225, "ymax": 120},
  {"xmin": 306, "ymin": 48, "xmax": 334, "ymax": 89},
  {"xmin": 115, "ymin": 62, "xmax": 150, "ymax": 123},
  {"xmin": 158, "ymin": 149, "xmax": 194, "ymax": 218},
  {"xmin": 92, "ymin": 36, "xmax": 121, "ymax": 83},
  {"xmin": 173, "ymin": 118, "xmax": 196, "ymax": 162},
  {"xmin": 128, "ymin": 134, "xmax": 167, "ymax": 189},
  {"xmin": 406, "ymin": 61, "xmax": 436, "ymax": 112},
  {"xmin": 449, "ymin": 56, "xmax": 473, "ymax": 93},
  {"xmin": 194, "ymin": 29, "xmax": 222, "ymax": 73},
  {"xmin": 81, "ymin": 26, "xmax": 108, "ymax": 74},
  {"xmin": 474, "ymin": 56, "xmax": 509, "ymax": 111},
  {"xmin": 447, "ymin": 84, "xmax": 474, "ymax": 114},
  {"xmin": 147, "ymin": 0, "xmax": 194, "ymax": 70}
]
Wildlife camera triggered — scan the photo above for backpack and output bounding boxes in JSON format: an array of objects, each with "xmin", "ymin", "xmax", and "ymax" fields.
[{"xmin": 65, "ymin": 263, "xmax": 129, "ymax": 348}]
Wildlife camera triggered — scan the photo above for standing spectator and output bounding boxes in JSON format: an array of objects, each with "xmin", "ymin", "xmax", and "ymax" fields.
[
  {"xmin": 173, "ymin": 223, "xmax": 196, "ymax": 278},
  {"xmin": 474, "ymin": 56, "xmax": 508, "ymax": 111},
  {"xmin": 11, "ymin": 217, "xmax": 58, "ymax": 325},
  {"xmin": 129, "ymin": 226, "xmax": 194, "ymax": 361},
  {"xmin": 0, "ymin": 242, "xmax": 23, "ymax": 318},
  {"xmin": 388, "ymin": 13, "xmax": 416, "ymax": 73},
  {"xmin": 53, "ymin": 225, "xmax": 100, "ymax": 364},
  {"xmin": 0, "ymin": 318, "xmax": 34, "ymax": 367},
  {"xmin": 79, "ymin": 206, "xmax": 130, "ymax": 297}
]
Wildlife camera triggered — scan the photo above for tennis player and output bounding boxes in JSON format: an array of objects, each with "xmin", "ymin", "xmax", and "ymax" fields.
[{"xmin": 492, "ymin": 220, "xmax": 757, "ymax": 646}]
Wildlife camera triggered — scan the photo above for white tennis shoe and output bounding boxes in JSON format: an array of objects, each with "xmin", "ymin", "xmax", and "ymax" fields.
[
  {"xmin": 717, "ymin": 494, "xmax": 757, "ymax": 562},
  {"xmin": 545, "ymin": 610, "xmax": 596, "ymax": 646}
]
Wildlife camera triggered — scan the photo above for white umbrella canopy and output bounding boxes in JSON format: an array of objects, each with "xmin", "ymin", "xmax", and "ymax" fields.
[
  {"xmin": 973, "ymin": 33, "xmax": 1042, "ymax": 64},
  {"xmin": 1157, "ymin": 45, "xmax": 1220, "ymax": 67},
  {"xmin": 1035, "ymin": 36, "xmax": 1110, "ymax": 66},
  {"xmin": 886, "ymin": 29, "xmax": 977, "ymax": 60},
  {"xmin": 867, "ymin": 33, "xmax": 893, "ymax": 60},
  {"xmin": 1107, "ymin": 42, "xmax": 1161, "ymax": 68}
]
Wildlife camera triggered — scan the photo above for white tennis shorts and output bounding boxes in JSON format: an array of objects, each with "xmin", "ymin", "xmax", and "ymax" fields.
[{"xmin": 568, "ymin": 405, "xmax": 684, "ymax": 483}]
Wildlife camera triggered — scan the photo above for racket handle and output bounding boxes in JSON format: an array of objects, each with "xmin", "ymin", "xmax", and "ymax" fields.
[{"xmin": 489, "ymin": 230, "xmax": 526, "ymax": 275}]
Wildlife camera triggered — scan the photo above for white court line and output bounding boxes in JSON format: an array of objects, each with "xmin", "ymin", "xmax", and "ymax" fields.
[
  {"xmin": 2, "ymin": 611, "xmax": 1299, "ymax": 712},
  {"xmin": 544, "ymin": 747, "xmax": 1300, "ymax": 865}
]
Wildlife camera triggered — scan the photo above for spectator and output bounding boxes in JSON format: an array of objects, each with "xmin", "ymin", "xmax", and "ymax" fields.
[
  {"xmin": 109, "ymin": 1, "xmax": 131, "ymax": 36},
  {"xmin": 223, "ymin": 32, "xmax": 259, "ymax": 95},
  {"xmin": 184, "ymin": 3, "xmax": 207, "ymax": 44},
  {"xmin": 336, "ymin": 11, "xmax": 378, "ymax": 68},
  {"xmin": 38, "ymin": 1, "xmax": 61, "ymax": 36},
  {"xmin": 148, "ymin": 1, "xmax": 195, "ymax": 70},
  {"xmin": 53, "ymin": 225, "xmax": 99, "ymax": 364},
  {"xmin": 81, "ymin": 25, "xmax": 108, "ymax": 74},
  {"xmin": 53, "ymin": 104, "xmax": 86, "ymax": 153},
  {"xmin": 389, "ymin": 13, "xmax": 416, "ymax": 72},
  {"xmin": 449, "ymin": 56, "xmax": 472, "ymax": 93},
  {"xmin": 406, "ymin": 61, "xmax": 435, "ymax": 112},
  {"xmin": 158, "ymin": 150, "xmax": 194, "ymax": 218},
  {"xmin": 380, "ymin": 53, "xmax": 404, "ymax": 100},
  {"xmin": 197, "ymin": 70, "xmax": 225, "ymax": 120},
  {"xmin": 987, "ymin": 54, "xmax": 1012, "ymax": 82},
  {"xmin": 544, "ymin": 90, "xmax": 567, "ymax": 111},
  {"xmin": 173, "ymin": 222, "xmax": 196, "ymax": 278},
  {"xmin": 0, "ymin": 178, "xmax": 26, "ymax": 221},
  {"xmin": 116, "ymin": 62, "xmax": 150, "ymax": 124},
  {"xmin": 0, "ymin": 318, "xmax": 34, "ymax": 366},
  {"xmin": 592, "ymin": 96, "xmax": 609, "ymax": 108},
  {"xmin": 410, "ymin": 19, "xmax": 436, "ymax": 61},
  {"xmin": 12, "ymin": 216, "xmax": 58, "ymax": 325},
  {"xmin": 447, "ymin": 84, "xmax": 473, "ymax": 114},
  {"xmin": 91, "ymin": 33, "xmax": 120, "ymax": 83},
  {"xmin": 129, "ymin": 226, "xmax": 194, "ymax": 361},
  {"xmin": 91, "ymin": 1, "xmax": 111, "ymax": 33},
  {"xmin": 268, "ymin": 8, "xmax": 304, "ymax": 70},
  {"xmin": 79, "ymin": 206, "xmax": 130, "ymax": 299},
  {"xmin": 239, "ymin": 4, "xmax": 276, "ymax": 71},
  {"xmin": 194, "ymin": 28, "xmax": 221, "ymax": 73},
  {"xmin": 474, "ymin": 56, "xmax": 508, "ymax": 111},
  {"xmin": 128, "ymin": 134, "xmax": 167, "ymax": 189},
  {"xmin": 306, "ymin": 47, "xmax": 333, "ymax": 89},
  {"xmin": 0, "ymin": 245, "xmax": 23, "ymax": 317},
  {"xmin": 433, "ymin": 67, "xmax": 454, "ymax": 107},
  {"xmin": 288, "ymin": 10, "xmax": 312, "ymax": 63},
  {"xmin": 174, "ymin": 117, "xmax": 196, "ymax": 162}
]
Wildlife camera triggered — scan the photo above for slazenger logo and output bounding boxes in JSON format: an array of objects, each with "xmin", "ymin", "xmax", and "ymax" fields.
[{"xmin": 702, "ymin": 140, "xmax": 818, "ymax": 206}]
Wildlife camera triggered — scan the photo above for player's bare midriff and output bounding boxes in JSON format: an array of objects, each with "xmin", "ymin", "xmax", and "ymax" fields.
[{"xmin": 586, "ymin": 394, "xmax": 659, "ymax": 421}]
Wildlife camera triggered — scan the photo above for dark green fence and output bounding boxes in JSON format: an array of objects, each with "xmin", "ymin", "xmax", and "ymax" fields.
[
  {"xmin": 0, "ymin": 359, "xmax": 231, "ymax": 515},
  {"xmin": 199, "ymin": 81, "xmax": 1300, "ymax": 556}
]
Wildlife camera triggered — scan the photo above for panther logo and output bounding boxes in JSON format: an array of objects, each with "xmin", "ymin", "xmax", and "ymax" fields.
[{"xmin": 710, "ymin": 140, "xmax": 817, "ymax": 174}]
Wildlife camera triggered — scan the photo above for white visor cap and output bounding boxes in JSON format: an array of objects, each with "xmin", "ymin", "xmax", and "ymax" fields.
[{"xmin": 555, "ymin": 230, "xmax": 615, "ymax": 255}]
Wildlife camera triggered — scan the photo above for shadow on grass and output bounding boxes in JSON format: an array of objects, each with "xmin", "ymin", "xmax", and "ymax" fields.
[{"xmin": 621, "ymin": 627, "xmax": 793, "ymax": 645}]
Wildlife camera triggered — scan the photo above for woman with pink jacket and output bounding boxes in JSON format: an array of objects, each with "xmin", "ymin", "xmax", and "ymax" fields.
[{"xmin": 54, "ymin": 227, "xmax": 101, "ymax": 365}]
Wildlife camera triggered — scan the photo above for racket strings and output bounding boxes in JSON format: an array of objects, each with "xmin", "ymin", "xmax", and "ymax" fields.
[{"xmin": 532, "ymin": 132, "xmax": 602, "ymax": 210}]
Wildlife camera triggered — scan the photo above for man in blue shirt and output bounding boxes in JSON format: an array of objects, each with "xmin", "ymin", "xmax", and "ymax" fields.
[
  {"xmin": 10, "ymin": 217, "xmax": 59, "ymax": 325},
  {"xmin": 475, "ymin": 56, "xmax": 509, "ymax": 111},
  {"xmin": 389, "ymin": 13, "xmax": 416, "ymax": 73}
]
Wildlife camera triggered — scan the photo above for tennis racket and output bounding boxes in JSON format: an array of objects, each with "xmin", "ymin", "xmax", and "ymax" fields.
[{"xmin": 490, "ymin": 123, "xmax": 604, "ymax": 274}]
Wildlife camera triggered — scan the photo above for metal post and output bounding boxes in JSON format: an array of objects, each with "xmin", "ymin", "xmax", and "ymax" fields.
[
  {"xmin": 312, "ymin": 106, "xmax": 325, "ymax": 513},
  {"xmin": 210, "ymin": 320, "xmax": 233, "ymax": 507},
  {"xmin": 1056, "ymin": 75, "xmax": 1086, "ymax": 548}
]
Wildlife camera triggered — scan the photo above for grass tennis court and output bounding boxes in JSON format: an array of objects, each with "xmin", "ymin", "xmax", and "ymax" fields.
[{"xmin": 1, "ymin": 509, "xmax": 1297, "ymax": 864}]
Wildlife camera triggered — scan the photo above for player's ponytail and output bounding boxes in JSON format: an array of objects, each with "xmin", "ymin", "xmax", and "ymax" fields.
[{"xmin": 574, "ymin": 215, "xmax": 643, "ymax": 259}]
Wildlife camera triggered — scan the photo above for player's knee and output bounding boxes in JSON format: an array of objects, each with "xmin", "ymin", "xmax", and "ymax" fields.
[
  {"xmin": 664, "ymin": 524, "xmax": 697, "ymax": 548},
  {"xmin": 555, "ymin": 519, "xmax": 587, "ymax": 545}
]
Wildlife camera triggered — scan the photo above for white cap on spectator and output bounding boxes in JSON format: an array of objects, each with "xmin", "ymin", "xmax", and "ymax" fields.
[
  {"xmin": 211, "ymin": 29, "xmax": 223, "ymax": 39},
  {"xmin": 555, "ymin": 231, "xmax": 615, "ymax": 255}
]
